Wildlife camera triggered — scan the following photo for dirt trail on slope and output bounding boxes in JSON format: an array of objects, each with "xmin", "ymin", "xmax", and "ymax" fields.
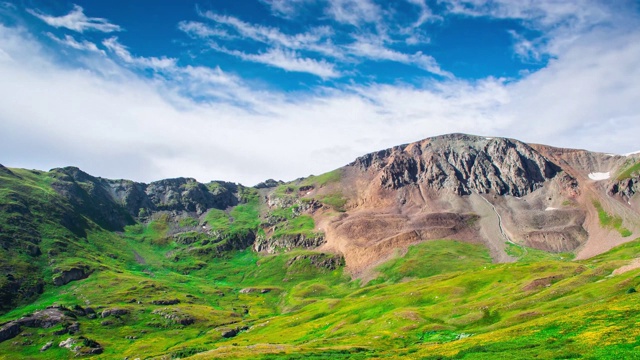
[{"xmin": 469, "ymin": 192, "xmax": 518, "ymax": 263}]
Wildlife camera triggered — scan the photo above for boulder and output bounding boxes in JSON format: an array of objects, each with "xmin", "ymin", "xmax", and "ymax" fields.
[
  {"xmin": 101, "ymin": 308, "xmax": 129, "ymax": 318},
  {"xmin": 52, "ymin": 266, "xmax": 91, "ymax": 286}
]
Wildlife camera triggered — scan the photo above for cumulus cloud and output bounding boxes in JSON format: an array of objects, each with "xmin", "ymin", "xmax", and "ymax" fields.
[{"xmin": 28, "ymin": 4, "xmax": 121, "ymax": 33}]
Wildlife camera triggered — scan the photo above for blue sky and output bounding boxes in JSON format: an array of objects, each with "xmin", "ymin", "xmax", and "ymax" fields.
[{"xmin": 1, "ymin": 1, "xmax": 639, "ymax": 184}]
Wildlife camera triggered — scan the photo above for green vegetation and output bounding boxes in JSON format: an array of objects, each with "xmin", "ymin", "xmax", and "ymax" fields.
[
  {"xmin": 299, "ymin": 169, "xmax": 342, "ymax": 188},
  {"xmin": 2, "ymin": 165, "xmax": 640, "ymax": 359},
  {"xmin": 316, "ymin": 192, "xmax": 347, "ymax": 211},
  {"xmin": 273, "ymin": 169, "xmax": 342, "ymax": 199},
  {"xmin": 593, "ymin": 200, "xmax": 632, "ymax": 237},
  {"xmin": 272, "ymin": 215, "xmax": 316, "ymax": 238},
  {"xmin": 371, "ymin": 240, "xmax": 492, "ymax": 284},
  {"xmin": 616, "ymin": 160, "xmax": 640, "ymax": 181}
]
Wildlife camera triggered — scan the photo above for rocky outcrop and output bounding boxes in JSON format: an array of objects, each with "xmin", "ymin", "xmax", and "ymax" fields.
[
  {"xmin": 0, "ymin": 306, "xmax": 73, "ymax": 343},
  {"xmin": 0, "ymin": 322, "xmax": 20, "ymax": 342},
  {"xmin": 286, "ymin": 253, "xmax": 345, "ymax": 271},
  {"xmin": 351, "ymin": 134, "xmax": 562, "ymax": 196},
  {"xmin": 151, "ymin": 308, "xmax": 195, "ymax": 325},
  {"xmin": 50, "ymin": 167, "xmax": 242, "ymax": 226},
  {"xmin": 145, "ymin": 178, "xmax": 237, "ymax": 215},
  {"xmin": 50, "ymin": 167, "xmax": 135, "ymax": 231},
  {"xmin": 151, "ymin": 299, "xmax": 180, "ymax": 305},
  {"xmin": 253, "ymin": 232, "xmax": 325, "ymax": 253},
  {"xmin": 52, "ymin": 265, "xmax": 91, "ymax": 286},
  {"xmin": 59, "ymin": 337, "xmax": 103, "ymax": 355},
  {"xmin": 101, "ymin": 308, "xmax": 129, "ymax": 318},
  {"xmin": 219, "ymin": 325, "xmax": 249, "ymax": 338},
  {"xmin": 609, "ymin": 177, "xmax": 639, "ymax": 199},
  {"xmin": 254, "ymin": 179, "xmax": 284, "ymax": 189}
]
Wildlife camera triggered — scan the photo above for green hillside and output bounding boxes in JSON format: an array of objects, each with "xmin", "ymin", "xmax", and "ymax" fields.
[{"xmin": 0, "ymin": 166, "xmax": 639, "ymax": 359}]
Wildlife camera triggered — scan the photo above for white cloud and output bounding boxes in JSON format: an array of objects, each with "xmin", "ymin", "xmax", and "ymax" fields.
[
  {"xmin": 178, "ymin": 21, "xmax": 230, "ymax": 39},
  {"xmin": 198, "ymin": 11, "xmax": 340, "ymax": 58},
  {"xmin": 260, "ymin": 0, "xmax": 314, "ymax": 18},
  {"xmin": 347, "ymin": 36, "xmax": 453, "ymax": 77},
  {"xmin": 405, "ymin": 0, "xmax": 440, "ymax": 27},
  {"xmin": 103, "ymin": 37, "xmax": 177, "ymax": 70},
  {"xmin": 326, "ymin": 0, "xmax": 382, "ymax": 26},
  {"xmin": 46, "ymin": 32, "xmax": 104, "ymax": 54},
  {"xmin": 214, "ymin": 45, "xmax": 340, "ymax": 79},
  {"xmin": 441, "ymin": 0, "xmax": 619, "ymax": 58},
  {"xmin": 2, "ymin": 3, "xmax": 640, "ymax": 186},
  {"xmin": 28, "ymin": 4, "xmax": 121, "ymax": 33},
  {"xmin": 190, "ymin": 11, "xmax": 447, "ymax": 76}
]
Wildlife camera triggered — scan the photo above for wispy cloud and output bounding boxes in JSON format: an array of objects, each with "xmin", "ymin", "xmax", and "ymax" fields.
[
  {"xmin": 199, "ymin": 11, "xmax": 339, "ymax": 57},
  {"xmin": 259, "ymin": 0, "xmax": 313, "ymax": 18},
  {"xmin": 213, "ymin": 45, "xmax": 340, "ymax": 79},
  {"xmin": 325, "ymin": 0, "xmax": 382, "ymax": 27},
  {"xmin": 184, "ymin": 10, "xmax": 449, "ymax": 77},
  {"xmin": 45, "ymin": 32, "xmax": 104, "ymax": 54},
  {"xmin": 347, "ymin": 36, "xmax": 453, "ymax": 77},
  {"xmin": 178, "ymin": 21, "xmax": 230, "ymax": 39},
  {"xmin": 441, "ymin": 0, "xmax": 616, "ymax": 58},
  {"xmin": 103, "ymin": 37, "xmax": 176, "ymax": 70},
  {"xmin": 28, "ymin": 4, "xmax": 121, "ymax": 33},
  {"xmin": 405, "ymin": 0, "xmax": 440, "ymax": 27}
]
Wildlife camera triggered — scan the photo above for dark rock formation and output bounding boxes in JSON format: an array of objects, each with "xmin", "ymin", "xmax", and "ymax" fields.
[
  {"xmin": 0, "ymin": 306, "xmax": 74, "ymax": 343},
  {"xmin": 52, "ymin": 265, "xmax": 91, "ymax": 286},
  {"xmin": 101, "ymin": 308, "xmax": 129, "ymax": 318},
  {"xmin": 220, "ymin": 325, "xmax": 249, "ymax": 338},
  {"xmin": 0, "ymin": 322, "xmax": 20, "ymax": 342},
  {"xmin": 286, "ymin": 253, "xmax": 345, "ymax": 270},
  {"xmin": 151, "ymin": 299, "xmax": 181, "ymax": 305},
  {"xmin": 254, "ymin": 179, "xmax": 284, "ymax": 189},
  {"xmin": 50, "ymin": 167, "xmax": 242, "ymax": 226},
  {"xmin": 253, "ymin": 232, "xmax": 325, "ymax": 253},
  {"xmin": 352, "ymin": 134, "xmax": 562, "ymax": 196},
  {"xmin": 609, "ymin": 177, "xmax": 639, "ymax": 199}
]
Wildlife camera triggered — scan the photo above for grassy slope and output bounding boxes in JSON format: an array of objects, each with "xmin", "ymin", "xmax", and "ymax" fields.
[
  {"xmin": 1, "ymin": 167, "xmax": 640, "ymax": 359},
  {"xmin": 1, "ymin": 236, "xmax": 639, "ymax": 359}
]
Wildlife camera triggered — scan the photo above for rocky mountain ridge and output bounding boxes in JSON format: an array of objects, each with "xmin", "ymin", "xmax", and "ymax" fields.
[{"xmin": 352, "ymin": 133, "xmax": 562, "ymax": 196}]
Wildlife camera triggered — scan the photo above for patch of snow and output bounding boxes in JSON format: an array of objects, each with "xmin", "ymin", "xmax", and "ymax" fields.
[
  {"xmin": 485, "ymin": 137, "xmax": 493, "ymax": 140},
  {"xmin": 606, "ymin": 154, "xmax": 616, "ymax": 157},
  {"xmin": 588, "ymin": 172, "xmax": 610, "ymax": 181},
  {"xmin": 625, "ymin": 150, "xmax": 640, "ymax": 156},
  {"xmin": 545, "ymin": 207, "xmax": 557, "ymax": 211}
]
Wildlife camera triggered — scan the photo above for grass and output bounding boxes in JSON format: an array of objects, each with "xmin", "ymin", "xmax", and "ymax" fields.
[
  {"xmin": 273, "ymin": 169, "xmax": 342, "ymax": 199},
  {"xmin": 616, "ymin": 160, "xmax": 640, "ymax": 181},
  {"xmin": 370, "ymin": 240, "xmax": 492, "ymax": 284},
  {"xmin": 299, "ymin": 169, "xmax": 342, "ymax": 188},
  {"xmin": 272, "ymin": 215, "xmax": 316, "ymax": 238},
  {"xmin": 316, "ymin": 193, "xmax": 347, "ymax": 211},
  {"xmin": 593, "ymin": 200, "xmax": 632, "ymax": 237}
]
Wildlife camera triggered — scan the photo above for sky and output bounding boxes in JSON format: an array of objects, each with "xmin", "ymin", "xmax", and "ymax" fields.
[{"xmin": 0, "ymin": 0, "xmax": 639, "ymax": 185}]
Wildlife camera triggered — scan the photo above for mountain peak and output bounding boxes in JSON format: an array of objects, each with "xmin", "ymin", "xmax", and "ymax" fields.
[{"xmin": 352, "ymin": 133, "xmax": 561, "ymax": 196}]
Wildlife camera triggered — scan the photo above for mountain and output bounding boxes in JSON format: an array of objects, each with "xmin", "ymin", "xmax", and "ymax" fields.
[{"xmin": 0, "ymin": 133, "xmax": 639, "ymax": 359}]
